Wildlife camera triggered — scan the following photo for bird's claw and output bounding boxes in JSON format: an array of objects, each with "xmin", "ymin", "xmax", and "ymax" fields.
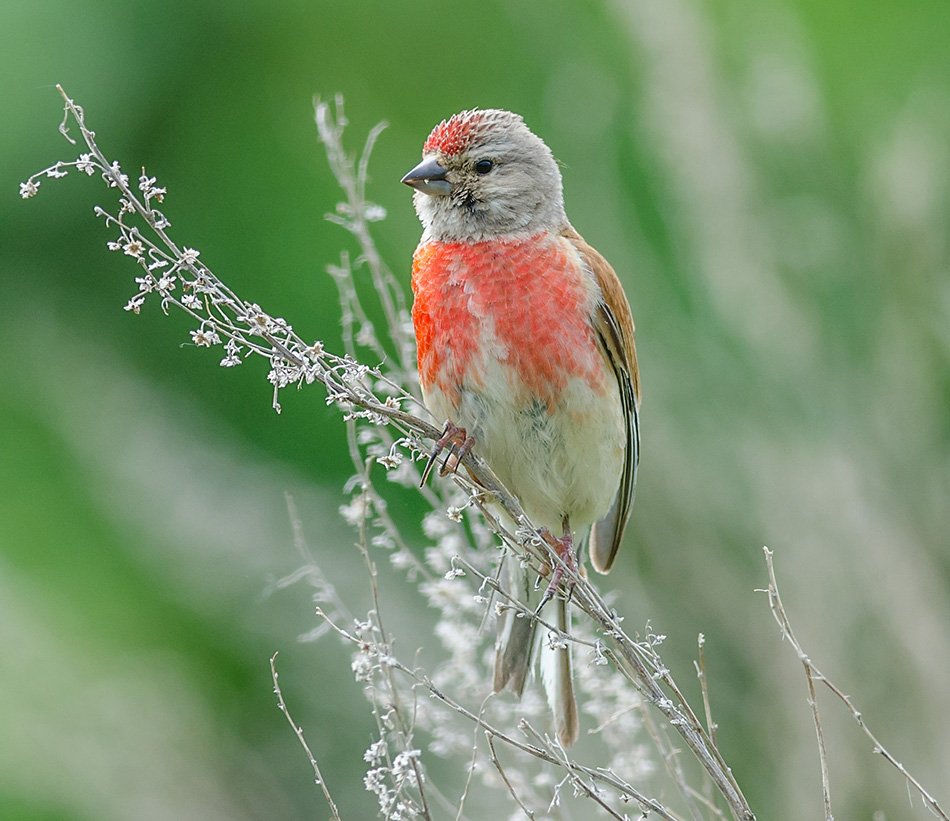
[{"xmin": 420, "ymin": 421, "xmax": 476, "ymax": 486}]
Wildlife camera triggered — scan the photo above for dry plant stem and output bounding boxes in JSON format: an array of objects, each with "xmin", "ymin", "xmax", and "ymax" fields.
[
  {"xmin": 453, "ymin": 695, "xmax": 497, "ymax": 821},
  {"xmin": 681, "ymin": 783, "xmax": 728, "ymax": 820},
  {"xmin": 43, "ymin": 85, "xmax": 753, "ymax": 820},
  {"xmin": 279, "ymin": 492, "xmax": 356, "ymax": 643},
  {"xmin": 315, "ymin": 96, "xmax": 415, "ymax": 383},
  {"xmin": 485, "ymin": 734, "xmax": 537, "ymax": 821},
  {"xmin": 695, "ymin": 634, "xmax": 718, "ymax": 748},
  {"xmin": 763, "ymin": 551, "xmax": 833, "ymax": 819},
  {"xmin": 695, "ymin": 633, "xmax": 720, "ymax": 813},
  {"xmin": 809, "ymin": 671, "xmax": 832, "ymax": 820},
  {"xmin": 270, "ymin": 652, "xmax": 342, "ymax": 820},
  {"xmin": 762, "ymin": 547, "xmax": 949, "ymax": 821},
  {"xmin": 635, "ymin": 703, "xmax": 707, "ymax": 821}
]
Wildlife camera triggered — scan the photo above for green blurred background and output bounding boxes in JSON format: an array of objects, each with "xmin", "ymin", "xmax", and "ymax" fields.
[{"xmin": 3, "ymin": 0, "xmax": 949, "ymax": 818}]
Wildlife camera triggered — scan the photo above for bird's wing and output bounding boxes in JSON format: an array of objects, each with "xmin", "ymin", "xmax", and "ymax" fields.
[{"xmin": 562, "ymin": 226, "xmax": 640, "ymax": 573}]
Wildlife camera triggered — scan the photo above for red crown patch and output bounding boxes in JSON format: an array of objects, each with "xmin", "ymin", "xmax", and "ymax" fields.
[{"xmin": 423, "ymin": 111, "xmax": 483, "ymax": 156}]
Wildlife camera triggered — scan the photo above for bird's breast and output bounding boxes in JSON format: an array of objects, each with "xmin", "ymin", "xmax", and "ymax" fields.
[{"xmin": 410, "ymin": 234, "xmax": 609, "ymax": 408}]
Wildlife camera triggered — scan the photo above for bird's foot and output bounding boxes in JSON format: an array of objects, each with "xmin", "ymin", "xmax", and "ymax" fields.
[
  {"xmin": 537, "ymin": 525, "xmax": 576, "ymax": 613},
  {"xmin": 420, "ymin": 421, "xmax": 476, "ymax": 486}
]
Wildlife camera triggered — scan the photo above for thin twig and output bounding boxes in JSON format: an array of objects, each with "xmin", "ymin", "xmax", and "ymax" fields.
[
  {"xmin": 486, "ymin": 734, "xmax": 536, "ymax": 820},
  {"xmin": 270, "ymin": 652, "xmax": 342, "ymax": 820},
  {"xmin": 762, "ymin": 547, "xmax": 948, "ymax": 821},
  {"xmin": 694, "ymin": 632, "xmax": 720, "ymax": 813},
  {"xmin": 454, "ymin": 695, "xmax": 492, "ymax": 821},
  {"xmin": 635, "ymin": 699, "xmax": 705, "ymax": 821},
  {"xmin": 695, "ymin": 633, "xmax": 718, "ymax": 747}
]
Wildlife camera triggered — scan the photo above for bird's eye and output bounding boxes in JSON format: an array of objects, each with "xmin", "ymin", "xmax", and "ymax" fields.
[{"xmin": 474, "ymin": 159, "xmax": 494, "ymax": 175}]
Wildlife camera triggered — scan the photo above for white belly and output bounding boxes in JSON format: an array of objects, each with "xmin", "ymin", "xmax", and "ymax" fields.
[{"xmin": 423, "ymin": 358, "xmax": 625, "ymax": 534}]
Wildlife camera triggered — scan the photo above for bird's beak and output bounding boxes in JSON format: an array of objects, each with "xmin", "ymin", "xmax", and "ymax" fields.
[{"xmin": 401, "ymin": 156, "xmax": 452, "ymax": 196}]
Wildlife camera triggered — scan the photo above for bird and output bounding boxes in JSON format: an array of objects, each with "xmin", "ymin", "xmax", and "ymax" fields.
[{"xmin": 402, "ymin": 109, "xmax": 640, "ymax": 747}]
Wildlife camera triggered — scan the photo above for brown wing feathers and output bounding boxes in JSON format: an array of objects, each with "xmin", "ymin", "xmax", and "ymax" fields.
[{"xmin": 562, "ymin": 226, "xmax": 640, "ymax": 573}]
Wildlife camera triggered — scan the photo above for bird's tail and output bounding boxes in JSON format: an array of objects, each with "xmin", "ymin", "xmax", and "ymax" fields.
[
  {"xmin": 539, "ymin": 595, "xmax": 579, "ymax": 747},
  {"xmin": 493, "ymin": 554, "xmax": 538, "ymax": 697},
  {"xmin": 493, "ymin": 555, "xmax": 579, "ymax": 747}
]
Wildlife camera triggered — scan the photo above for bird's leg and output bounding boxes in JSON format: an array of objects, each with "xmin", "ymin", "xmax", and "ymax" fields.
[
  {"xmin": 420, "ymin": 421, "xmax": 476, "ymax": 486},
  {"xmin": 537, "ymin": 515, "xmax": 577, "ymax": 613}
]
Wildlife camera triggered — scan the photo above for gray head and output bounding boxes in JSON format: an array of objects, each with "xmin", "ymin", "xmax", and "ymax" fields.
[{"xmin": 402, "ymin": 109, "xmax": 567, "ymax": 243}]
